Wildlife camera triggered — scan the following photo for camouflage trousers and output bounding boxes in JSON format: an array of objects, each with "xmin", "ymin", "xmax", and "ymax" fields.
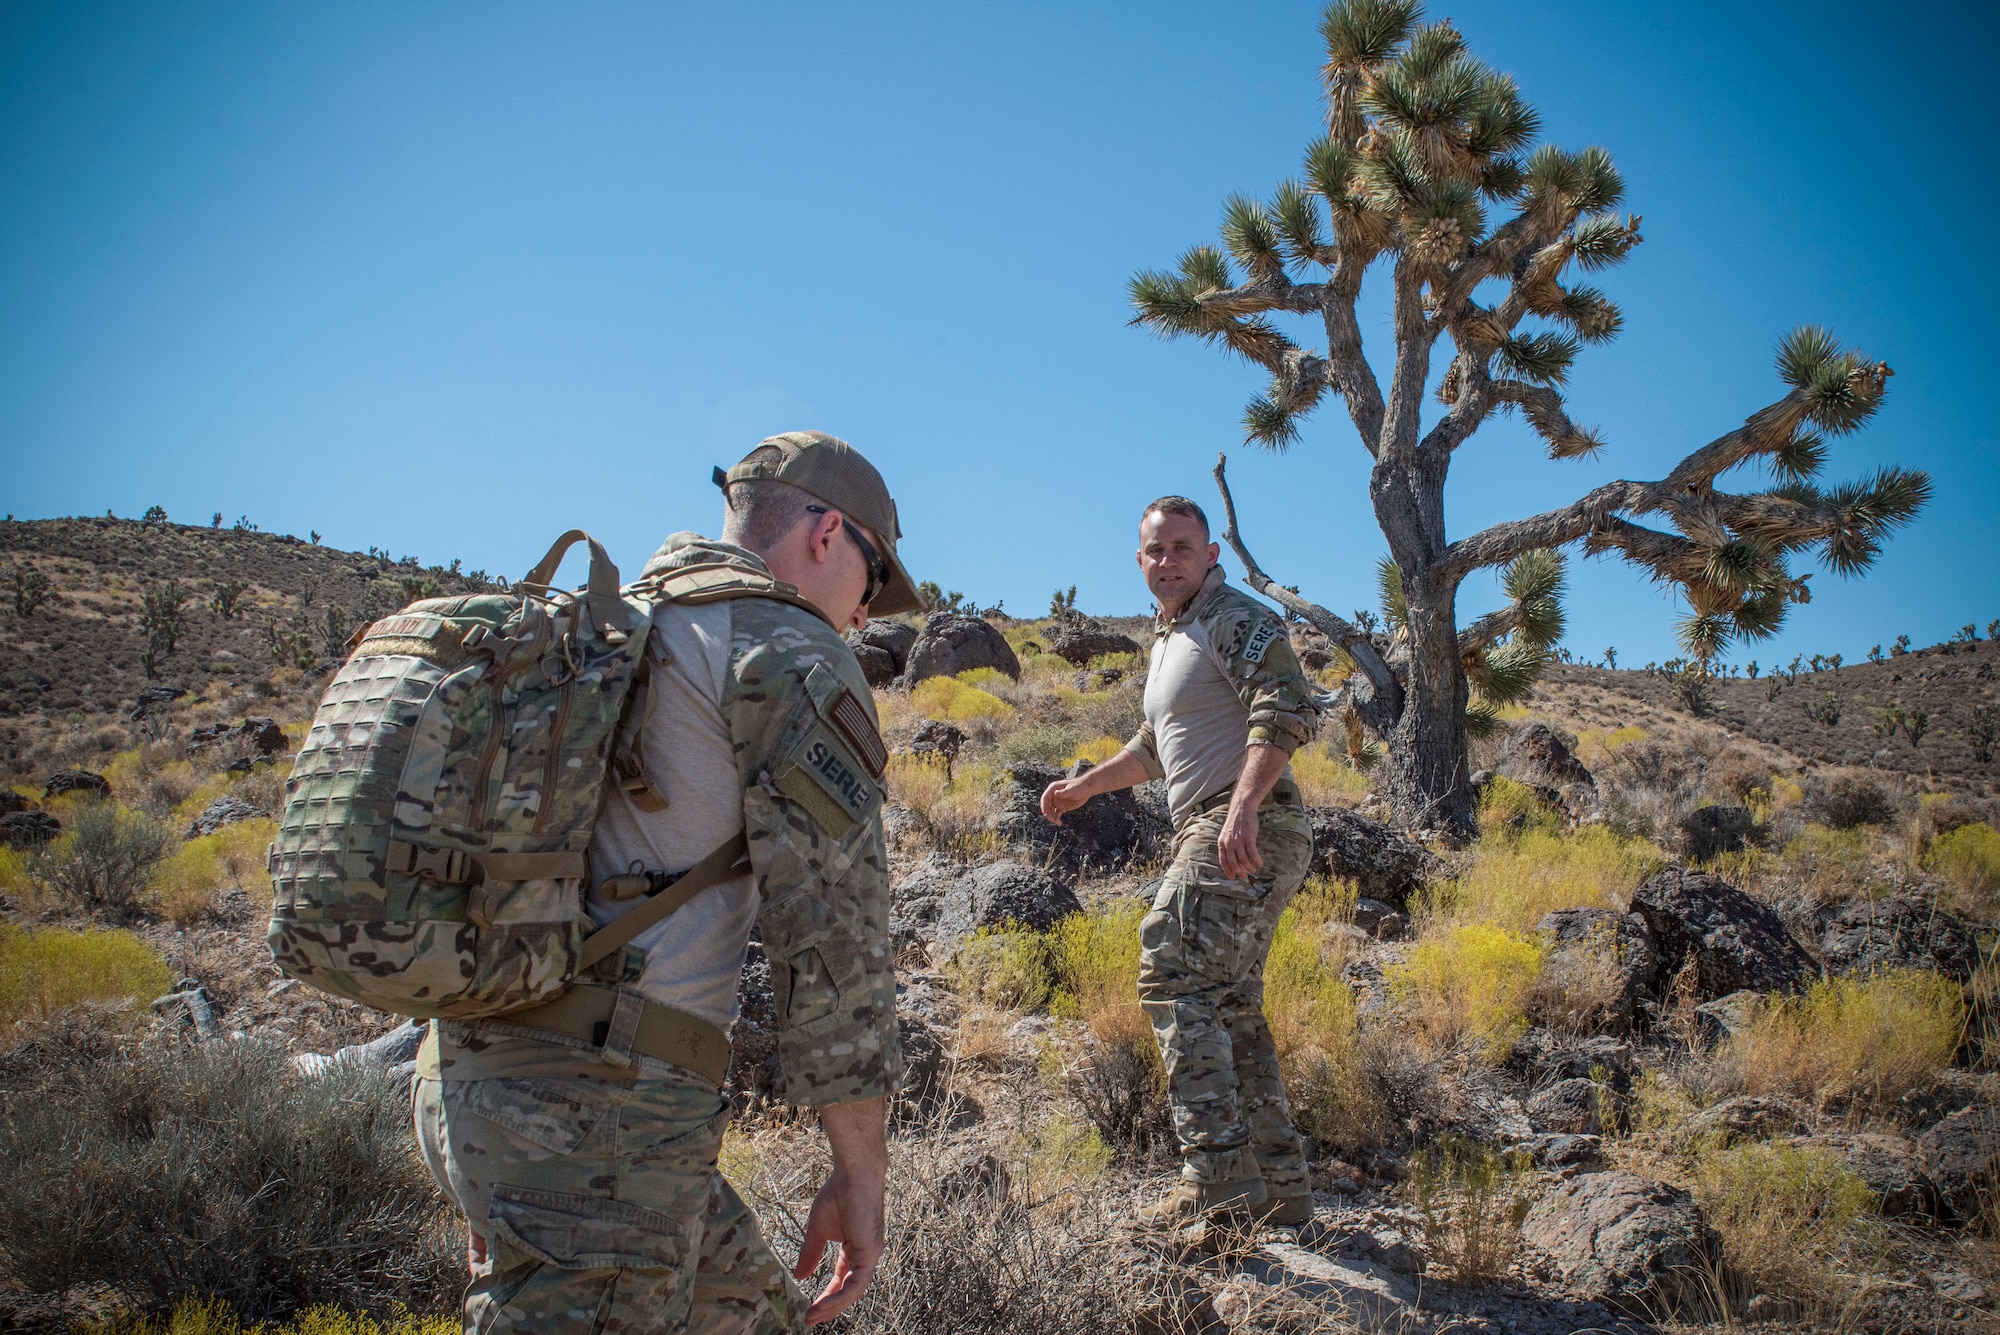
[
  {"xmin": 414, "ymin": 1023, "xmax": 802, "ymax": 1335},
  {"xmin": 1137, "ymin": 802, "xmax": 1313, "ymax": 1193}
]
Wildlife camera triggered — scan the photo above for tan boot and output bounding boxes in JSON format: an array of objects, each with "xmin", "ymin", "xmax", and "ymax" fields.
[
  {"xmin": 1253, "ymin": 1189, "xmax": 1314, "ymax": 1227},
  {"xmin": 1137, "ymin": 1175, "xmax": 1268, "ymax": 1227}
]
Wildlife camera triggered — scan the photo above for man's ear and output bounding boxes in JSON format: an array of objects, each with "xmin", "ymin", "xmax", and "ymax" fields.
[
  {"xmin": 1206, "ymin": 541, "xmax": 1221, "ymax": 568},
  {"xmin": 808, "ymin": 507, "xmax": 845, "ymax": 566}
]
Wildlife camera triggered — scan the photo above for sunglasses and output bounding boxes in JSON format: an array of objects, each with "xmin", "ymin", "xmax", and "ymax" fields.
[{"xmin": 805, "ymin": 505, "xmax": 888, "ymax": 607}]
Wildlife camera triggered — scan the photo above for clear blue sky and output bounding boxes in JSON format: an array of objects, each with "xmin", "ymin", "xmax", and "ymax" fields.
[{"xmin": 3, "ymin": 1, "xmax": 1994, "ymax": 667}]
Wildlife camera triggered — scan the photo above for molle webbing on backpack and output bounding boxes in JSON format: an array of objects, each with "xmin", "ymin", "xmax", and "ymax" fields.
[{"xmin": 268, "ymin": 531, "xmax": 824, "ymax": 1028}]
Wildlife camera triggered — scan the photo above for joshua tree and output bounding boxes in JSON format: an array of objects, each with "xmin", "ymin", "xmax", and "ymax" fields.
[
  {"xmin": 1133, "ymin": 0, "xmax": 1930, "ymax": 832},
  {"xmin": 138, "ymin": 580, "xmax": 190, "ymax": 679},
  {"xmin": 12, "ymin": 566, "xmax": 54, "ymax": 618}
]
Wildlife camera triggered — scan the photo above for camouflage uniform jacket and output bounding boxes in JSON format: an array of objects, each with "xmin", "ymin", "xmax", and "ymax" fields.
[
  {"xmin": 606, "ymin": 534, "xmax": 900, "ymax": 1107},
  {"xmin": 1124, "ymin": 565, "xmax": 1320, "ymax": 825}
]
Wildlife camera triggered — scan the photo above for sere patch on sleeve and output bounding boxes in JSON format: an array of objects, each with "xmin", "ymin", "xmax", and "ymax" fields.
[
  {"xmin": 776, "ymin": 724, "xmax": 882, "ymax": 838},
  {"xmin": 1242, "ymin": 620, "xmax": 1281, "ymax": 665}
]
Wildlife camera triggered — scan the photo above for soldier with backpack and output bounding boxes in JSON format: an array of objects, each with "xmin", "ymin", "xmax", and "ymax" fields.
[{"xmin": 268, "ymin": 431, "xmax": 922, "ymax": 1333}]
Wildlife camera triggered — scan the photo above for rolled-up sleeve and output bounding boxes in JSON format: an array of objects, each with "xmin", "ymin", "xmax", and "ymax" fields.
[{"xmin": 1123, "ymin": 719, "xmax": 1166, "ymax": 782}]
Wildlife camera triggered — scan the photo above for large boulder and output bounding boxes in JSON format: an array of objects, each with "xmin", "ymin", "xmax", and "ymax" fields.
[
  {"xmin": 1688, "ymin": 1095, "xmax": 1809, "ymax": 1144},
  {"xmin": 848, "ymin": 619, "xmax": 919, "ymax": 688},
  {"xmin": 902, "ymin": 613, "xmax": 1020, "ymax": 685},
  {"xmin": 1497, "ymin": 723, "xmax": 1595, "ymax": 792},
  {"xmin": 907, "ymin": 720, "xmax": 965, "ymax": 769},
  {"xmin": 992, "ymin": 761, "xmax": 1168, "ymax": 877},
  {"xmin": 933, "ymin": 860, "xmax": 1081, "ymax": 950},
  {"xmin": 1305, "ymin": 807, "xmax": 1437, "ymax": 908},
  {"xmin": 44, "ymin": 769, "xmax": 110, "ymax": 800},
  {"xmin": 1536, "ymin": 908, "xmax": 1660, "ymax": 1033},
  {"xmin": 0, "ymin": 789, "xmax": 28, "ymax": 816},
  {"xmin": 1628, "ymin": 868, "xmax": 1817, "ymax": 1000},
  {"xmin": 1046, "ymin": 619, "xmax": 1141, "ymax": 667},
  {"xmin": 1917, "ymin": 1105, "xmax": 2000, "ymax": 1223},
  {"xmin": 186, "ymin": 796, "xmax": 265, "ymax": 840},
  {"xmin": 0, "ymin": 810, "xmax": 62, "ymax": 849},
  {"xmin": 1798, "ymin": 1132, "xmax": 1938, "ymax": 1218},
  {"xmin": 128, "ymin": 683, "xmax": 189, "ymax": 720},
  {"xmin": 1819, "ymin": 895, "xmax": 1978, "ymax": 982},
  {"xmin": 1521, "ymin": 1171, "xmax": 1717, "ymax": 1311},
  {"xmin": 1528, "ymin": 1077, "xmax": 1603, "ymax": 1135}
]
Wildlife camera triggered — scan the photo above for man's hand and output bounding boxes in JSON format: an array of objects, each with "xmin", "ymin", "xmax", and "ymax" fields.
[
  {"xmin": 1217, "ymin": 801, "xmax": 1264, "ymax": 880},
  {"xmin": 1217, "ymin": 742, "xmax": 1290, "ymax": 880},
  {"xmin": 1039, "ymin": 747, "xmax": 1151, "ymax": 825},
  {"xmin": 795, "ymin": 1098, "xmax": 888, "ymax": 1326}
]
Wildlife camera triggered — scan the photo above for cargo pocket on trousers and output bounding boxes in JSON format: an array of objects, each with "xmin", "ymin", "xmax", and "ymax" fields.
[
  {"xmin": 465, "ymin": 1078, "xmax": 616, "ymax": 1155},
  {"xmin": 486, "ymin": 1186, "xmax": 695, "ymax": 1272}
]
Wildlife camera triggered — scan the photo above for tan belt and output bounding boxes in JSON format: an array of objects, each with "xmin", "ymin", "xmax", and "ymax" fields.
[
  {"xmin": 1192, "ymin": 777, "xmax": 1302, "ymax": 817},
  {"xmin": 493, "ymin": 984, "xmax": 732, "ymax": 1086}
]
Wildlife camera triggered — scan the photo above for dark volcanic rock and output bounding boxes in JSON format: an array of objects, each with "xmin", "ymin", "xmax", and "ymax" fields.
[
  {"xmin": 44, "ymin": 769, "xmax": 110, "ymax": 800},
  {"xmin": 1528, "ymin": 1077, "xmax": 1603, "ymax": 1135},
  {"xmin": 993, "ymin": 761, "xmax": 1166, "ymax": 877},
  {"xmin": 1521, "ymin": 1171, "xmax": 1717, "ymax": 1311},
  {"xmin": 1689, "ymin": 1095, "xmax": 1810, "ymax": 1144},
  {"xmin": 1350, "ymin": 897, "xmax": 1408, "ymax": 941},
  {"xmin": 187, "ymin": 716, "xmax": 288, "ymax": 757},
  {"xmin": 128, "ymin": 683, "xmax": 189, "ymax": 720},
  {"xmin": 1498, "ymin": 723, "xmax": 1595, "ymax": 791},
  {"xmin": 1046, "ymin": 619, "xmax": 1141, "ymax": 667},
  {"xmin": 0, "ymin": 810, "xmax": 62, "ymax": 849},
  {"xmin": 1917, "ymin": 1105, "xmax": 2000, "ymax": 1222},
  {"xmin": 851, "ymin": 643, "xmax": 898, "ymax": 687},
  {"xmin": 1537, "ymin": 908, "xmax": 1660, "ymax": 1033},
  {"xmin": 848, "ymin": 619, "xmax": 919, "ymax": 687},
  {"xmin": 1819, "ymin": 895, "xmax": 1978, "ymax": 982},
  {"xmin": 1800, "ymin": 1132, "xmax": 1938, "ymax": 1218},
  {"xmin": 1304, "ymin": 807, "xmax": 1437, "ymax": 908},
  {"xmin": 1676, "ymin": 804, "xmax": 1758, "ymax": 861},
  {"xmin": 0, "ymin": 789, "xmax": 26, "ymax": 816},
  {"xmin": 186, "ymin": 796, "xmax": 265, "ymax": 839},
  {"xmin": 1629, "ymin": 868, "xmax": 1816, "ymax": 1000},
  {"xmin": 902, "ymin": 613, "xmax": 1020, "ymax": 684},
  {"xmin": 933, "ymin": 860, "xmax": 1082, "ymax": 950},
  {"xmin": 908, "ymin": 720, "xmax": 965, "ymax": 768}
]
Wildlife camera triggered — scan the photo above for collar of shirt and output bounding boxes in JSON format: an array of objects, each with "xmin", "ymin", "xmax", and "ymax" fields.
[{"xmin": 1154, "ymin": 564, "xmax": 1229, "ymax": 633}]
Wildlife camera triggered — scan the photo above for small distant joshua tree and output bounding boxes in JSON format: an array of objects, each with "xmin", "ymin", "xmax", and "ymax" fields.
[
  {"xmin": 141, "ymin": 505, "xmax": 168, "ymax": 528},
  {"xmin": 1892, "ymin": 634, "xmax": 1911, "ymax": 656},
  {"xmin": 211, "ymin": 512, "xmax": 223, "ymax": 528},
  {"xmin": 1802, "ymin": 691, "xmax": 1841, "ymax": 729},
  {"xmin": 310, "ymin": 530, "xmax": 322, "ymax": 545},
  {"xmin": 139, "ymin": 580, "xmax": 191, "ymax": 678},
  {"xmin": 1745, "ymin": 660, "xmax": 1759, "ymax": 679},
  {"xmin": 1987, "ymin": 619, "xmax": 1998, "ymax": 641},
  {"xmin": 1130, "ymin": 0, "xmax": 1927, "ymax": 832},
  {"xmin": 1867, "ymin": 644, "xmax": 1884, "ymax": 664},
  {"xmin": 1904, "ymin": 706, "xmax": 1932, "ymax": 749},
  {"xmin": 1828, "ymin": 652, "xmax": 1842, "ymax": 672},
  {"xmin": 1050, "ymin": 585, "xmax": 1080, "ymax": 618},
  {"xmin": 1970, "ymin": 705, "xmax": 1998, "ymax": 764},
  {"xmin": 12, "ymin": 566, "xmax": 54, "ymax": 618},
  {"xmin": 209, "ymin": 579, "xmax": 249, "ymax": 620},
  {"xmin": 1953, "ymin": 623, "xmax": 1978, "ymax": 644},
  {"xmin": 1602, "ymin": 646, "xmax": 1616, "ymax": 669}
]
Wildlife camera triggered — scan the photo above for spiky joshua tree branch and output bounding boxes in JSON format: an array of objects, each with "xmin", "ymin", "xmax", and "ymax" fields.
[{"xmin": 1139, "ymin": 0, "xmax": 1928, "ymax": 836}]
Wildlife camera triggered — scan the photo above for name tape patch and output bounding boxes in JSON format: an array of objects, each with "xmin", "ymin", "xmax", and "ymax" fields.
[{"xmin": 1242, "ymin": 621, "xmax": 1280, "ymax": 665}]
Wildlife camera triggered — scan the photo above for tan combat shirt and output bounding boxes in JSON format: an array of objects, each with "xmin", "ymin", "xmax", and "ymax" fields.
[
  {"xmin": 1124, "ymin": 565, "xmax": 1320, "ymax": 825},
  {"xmin": 588, "ymin": 535, "xmax": 900, "ymax": 1107}
]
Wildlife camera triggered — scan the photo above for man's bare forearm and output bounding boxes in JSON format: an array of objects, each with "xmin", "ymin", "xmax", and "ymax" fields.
[
  {"xmin": 819, "ymin": 1097, "xmax": 888, "ymax": 1176},
  {"xmin": 1227, "ymin": 742, "xmax": 1289, "ymax": 819},
  {"xmin": 1072, "ymin": 747, "xmax": 1152, "ymax": 798}
]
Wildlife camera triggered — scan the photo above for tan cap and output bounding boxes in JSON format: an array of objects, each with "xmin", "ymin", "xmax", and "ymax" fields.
[{"xmin": 714, "ymin": 430, "xmax": 924, "ymax": 616}]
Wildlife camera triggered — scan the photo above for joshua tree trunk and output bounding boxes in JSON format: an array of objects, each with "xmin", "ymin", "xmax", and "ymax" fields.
[{"xmin": 1140, "ymin": 1, "xmax": 1927, "ymax": 838}]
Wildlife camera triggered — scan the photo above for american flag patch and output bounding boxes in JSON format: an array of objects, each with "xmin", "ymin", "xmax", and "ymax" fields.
[{"xmin": 830, "ymin": 690, "xmax": 888, "ymax": 780}]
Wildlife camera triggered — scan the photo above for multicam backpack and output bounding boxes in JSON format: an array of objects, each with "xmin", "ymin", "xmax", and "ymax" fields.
[{"xmin": 266, "ymin": 530, "xmax": 814, "ymax": 1020}]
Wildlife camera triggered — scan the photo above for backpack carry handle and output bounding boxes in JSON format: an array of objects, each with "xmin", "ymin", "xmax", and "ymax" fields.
[{"xmin": 521, "ymin": 529, "xmax": 625, "ymax": 637}]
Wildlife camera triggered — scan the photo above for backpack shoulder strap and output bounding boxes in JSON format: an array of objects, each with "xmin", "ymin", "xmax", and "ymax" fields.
[
  {"xmin": 635, "ymin": 564, "xmax": 835, "ymax": 627},
  {"xmin": 576, "ymin": 831, "xmax": 751, "ymax": 970}
]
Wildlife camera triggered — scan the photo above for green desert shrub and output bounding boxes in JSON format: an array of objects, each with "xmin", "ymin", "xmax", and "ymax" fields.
[
  {"xmin": 0, "ymin": 923, "xmax": 174, "ymax": 1028},
  {"xmin": 1726, "ymin": 968, "xmax": 1963, "ymax": 1114},
  {"xmin": 83, "ymin": 1297, "xmax": 455, "ymax": 1335},
  {"xmin": 1692, "ymin": 1140, "xmax": 1875, "ymax": 1318},
  {"xmin": 33, "ymin": 798, "xmax": 174, "ymax": 913},
  {"xmin": 1928, "ymin": 821, "xmax": 2000, "ymax": 914},
  {"xmin": 0, "ymin": 1024, "xmax": 460, "ymax": 1320}
]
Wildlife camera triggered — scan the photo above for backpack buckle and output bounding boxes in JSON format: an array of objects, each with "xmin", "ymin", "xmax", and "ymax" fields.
[{"xmin": 386, "ymin": 840, "xmax": 472, "ymax": 885}]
